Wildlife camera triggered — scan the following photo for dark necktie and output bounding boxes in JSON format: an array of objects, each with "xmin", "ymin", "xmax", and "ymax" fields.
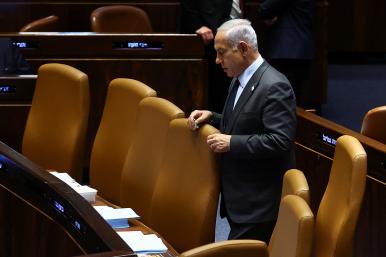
[
  {"xmin": 223, "ymin": 79, "xmax": 239, "ymax": 129},
  {"xmin": 239, "ymin": 0, "xmax": 244, "ymax": 17}
]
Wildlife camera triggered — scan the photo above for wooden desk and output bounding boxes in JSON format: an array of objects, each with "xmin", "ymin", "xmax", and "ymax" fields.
[
  {"xmin": 0, "ymin": 0, "xmax": 327, "ymax": 103},
  {"xmin": 0, "ymin": 140, "xmax": 129, "ymax": 257},
  {"xmin": 295, "ymin": 108, "xmax": 386, "ymax": 257},
  {"xmin": 0, "ymin": 75, "xmax": 36, "ymax": 151},
  {"xmin": 0, "ymin": 33, "xmax": 206, "ymax": 156},
  {"xmin": 95, "ymin": 196, "xmax": 178, "ymax": 257},
  {"xmin": 0, "ymin": 140, "xmax": 177, "ymax": 257}
]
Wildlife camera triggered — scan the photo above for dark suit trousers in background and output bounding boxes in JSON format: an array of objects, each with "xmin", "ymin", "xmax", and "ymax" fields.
[
  {"xmin": 228, "ymin": 219, "xmax": 276, "ymax": 243},
  {"xmin": 268, "ymin": 59, "xmax": 311, "ymax": 107},
  {"xmin": 206, "ymin": 43, "xmax": 232, "ymax": 113}
]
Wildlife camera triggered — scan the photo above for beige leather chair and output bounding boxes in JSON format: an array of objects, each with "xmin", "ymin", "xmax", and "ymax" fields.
[
  {"xmin": 90, "ymin": 5, "xmax": 152, "ymax": 33},
  {"xmin": 20, "ymin": 15, "xmax": 59, "ymax": 32},
  {"xmin": 360, "ymin": 105, "xmax": 386, "ymax": 144},
  {"xmin": 120, "ymin": 97, "xmax": 184, "ymax": 222},
  {"xmin": 89, "ymin": 78, "xmax": 156, "ymax": 205},
  {"xmin": 281, "ymin": 169, "xmax": 310, "ymax": 204},
  {"xmin": 314, "ymin": 135, "xmax": 367, "ymax": 257},
  {"xmin": 147, "ymin": 118, "xmax": 220, "ymax": 253},
  {"xmin": 22, "ymin": 63, "xmax": 89, "ymax": 182},
  {"xmin": 267, "ymin": 168, "xmax": 310, "ymax": 251},
  {"xmin": 180, "ymin": 194, "xmax": 314, "ymax": 257}
]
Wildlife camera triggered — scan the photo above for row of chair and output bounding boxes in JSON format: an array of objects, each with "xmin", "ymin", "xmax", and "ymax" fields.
[
  {"xmin": 180, "ymin": 135, "xmax": 368, "ymax": 257},
  {"xmin": 20, "ymin": 5, "xmax": 152, "ymax": 33},
  {"xmin": 92, "ymin": 81, "xmax": 219, "ymax": 253},
  {"xmin": 21, "ymin": 63, "xmax": 369, "ymax": 256},
  {"xmin": 21, "ymin": 63, "xmax": 219, "ymax": 253}
]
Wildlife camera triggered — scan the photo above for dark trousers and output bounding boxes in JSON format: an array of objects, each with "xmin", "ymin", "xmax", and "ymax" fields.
[{"xmin": 228, "ymin": 219, "xmax": 276, "ymax": 243}]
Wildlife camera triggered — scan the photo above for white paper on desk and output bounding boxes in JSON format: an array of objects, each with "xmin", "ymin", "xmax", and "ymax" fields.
[
  {"xmin": 50, "ymin": 172, "xmax": 97, "ymax": 203},
  {"xmin": 117, "ymin": 231, "xmax": 168, "ymax": 253},
  {"xmin": 50, "ymin": 171, "xmax": 76, "ymax": 185},
  {"xmin": 94, "ymin": 206, "xmax": 140, "ymax": 219},
  {"xmin": 94, "ymin": 206, "xmax": 140, "ymax": 228}
]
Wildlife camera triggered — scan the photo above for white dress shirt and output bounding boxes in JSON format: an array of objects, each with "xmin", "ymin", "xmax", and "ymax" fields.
[{"xmin": 233, "ymin": 54, "xmax": 264, "ymax": 108}]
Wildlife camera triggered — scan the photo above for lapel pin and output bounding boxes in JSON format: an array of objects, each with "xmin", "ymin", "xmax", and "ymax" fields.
[{"xmin": 251, "ymin": 86, "xmax": 255, "ymax": 91}]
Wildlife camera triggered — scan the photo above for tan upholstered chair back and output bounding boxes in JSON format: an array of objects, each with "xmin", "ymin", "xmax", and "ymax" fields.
[
  {"xmin": 281, "ymin": 169, "xmax": 310, "ymax": 205},
  {"xmin": 90, "ymin": 5, "xmax": 152, "ymax": 33},
  {"xmin": 179, "ymin": 195, "xmax": 314, "ymax": 257},
  {"xmin": 22, "ymin": 63, "xmax": 89, "ymax": 182},
  {"xmin": 314, "ymin": 135, "xmax": 367, "ymax": 257},
  {"xmin": 20, "ymin": 15, "xmax": 59, "ymax": 32},
  {"xmin": 148, "ymin": 118, "xmax": 219, "ymax": 253},
  {"xmin": 269, "ymin": 169, "xmax": 310, "ymax": 253},
  {"xmin": 360, "ymin": 105, "xmax": 386, "ymax": 144},
  {"xmin": 89, "ymin": 78, "xmax": 156, "ymax": 204},
  {"xmin": 120, "ymin": 97, "xmax": 184, "ymax": 222},
  {"xmin": 269, "ymin": 195, "xmax": 314, "ymax": 257}
]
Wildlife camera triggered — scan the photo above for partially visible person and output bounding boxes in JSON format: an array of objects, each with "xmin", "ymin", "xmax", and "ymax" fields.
[
  {"xmin": 187, "ymin": 19, "xmax": 297, "ymax": 243},
  {"xmin": 178, "ymin": 0, "xmax": 243, "ymax": 112},
  {"xmin": 0, "ymin": 37, "xmax": 34, "ymax": 75},
  {"xmin": 259, "ymin": 0, "xmax": 314, "ymax": 107}
]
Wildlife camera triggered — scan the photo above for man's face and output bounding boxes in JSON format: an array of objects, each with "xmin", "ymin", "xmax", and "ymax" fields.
[{"xmin": 214, "ymin": 31, "xmax": 245, "ymax": 78}]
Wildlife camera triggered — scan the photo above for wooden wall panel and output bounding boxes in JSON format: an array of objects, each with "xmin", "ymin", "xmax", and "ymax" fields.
[{"xmin": 328, "ymin": 0, "xmax": 386, "ymax": 52}]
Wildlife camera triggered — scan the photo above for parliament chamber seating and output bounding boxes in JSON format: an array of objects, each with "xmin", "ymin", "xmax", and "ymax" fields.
[
  {"xmin": 313, "ymin": 135, "xmax": 367, "ymax": 257},
  {"xmin": 89, "ymin": 78, "xmax": 156, "ymax": 205},
  {"xmin": 281, "ymin": 169, "xmax": 310, "ymax": 205},
  {"xmin": 178, "ymin": 167, "xmax": 311, "ymax": 257},
  {"xmin": 267, "ymin": 168, "xmax": 311, "ymax": 252},
  {"xmin": 119, "ymin": 97, "xmax": 184, "ymax": 223},
  {"xmin": 19, "ymin": 15, "xmax": 59, "ymax": 32},
  {"xmin": 22, "ymin": 63, "xmax": 89, "ymax": 182},
  {"xmin": 90, "ymin": 5, "xmax": 152, "ymax": 33},
  {"xmin": 179, "ymin": 195, "xmax": 314, "ymax": 257},
  {"xmin": 360, "ymin": 106, "xmax": 386, "ymax": 145},
  {"xmin": 147, "ymin": 118, "xmax": 220, "ymax": 253}
]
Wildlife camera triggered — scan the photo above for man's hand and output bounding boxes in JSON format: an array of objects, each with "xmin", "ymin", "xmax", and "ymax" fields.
[
  {"xmin": 196, "ymin": 26, "xmax": 214, "ymax": 45},
  {"xmin": 207, "ymin": 133, "xmax": 231, "ymax": 153},
  {"xmin": 187, "ymin": 110, "xmax": 213, "ymax": 131},
  {"xmin": 264, "ymin": 16, "xmax": 278, "ymax": 26}
]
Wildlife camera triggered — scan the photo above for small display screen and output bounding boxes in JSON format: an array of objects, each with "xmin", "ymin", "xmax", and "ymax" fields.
[
  {"xmin": 74, "ymin": 220, "xmax": 81, "ymax": 230},
  {"xmin": 318, "ymin": 132, "xmax": 337, "ymax": 146},
  {"xmin": 0, "ymin": 85, "xmax": 16, "ymax": 93},
  {"xmin": 73, "ymin": 219, "xmax": 86, "ymax": 235},
  {"xmin": 112, "ymin": 41, "xmax": 163, "ymax": 50},
  {"xmin": 54, "ymin": 200, "xmax": 65, "ymax": 213},
  {"xmin": 0, "ymin": 161, "xmax": 5, "ymax": 171},
  {"xmin": 12, "ymin": 41, "xmax": 39, "ymax": 49}
]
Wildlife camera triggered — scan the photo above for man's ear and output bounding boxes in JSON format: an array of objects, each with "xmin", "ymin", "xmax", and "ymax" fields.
[{"xmin": 238, "ymin": 41, "xmax": 249, "ymax": 56}]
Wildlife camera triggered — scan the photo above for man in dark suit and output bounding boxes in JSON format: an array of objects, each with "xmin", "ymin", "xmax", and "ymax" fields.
[
  {"xmin": 259, "ymin": 0, "xmax": 314, "ymax": 107},
  {"xmin": 187, "ymin": 19, "xmax": 296, "ymax": 242},
  {"xmin": 179, "ymin": 0, "xmax": 243, "ymax": 112},
  {"xmin": 0, "ymin": 37, "xmax": 33, "ymax": 75}
]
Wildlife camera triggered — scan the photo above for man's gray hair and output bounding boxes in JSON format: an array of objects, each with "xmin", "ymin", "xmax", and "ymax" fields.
[{"xmin": 217, "ymin": 19, "xmax": 258, "ymax": 51}]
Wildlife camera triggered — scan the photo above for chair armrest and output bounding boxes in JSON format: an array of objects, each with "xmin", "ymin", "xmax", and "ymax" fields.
[{"xmin": 179, "ymin": 240, "xmax": 268, "ymax": 257}]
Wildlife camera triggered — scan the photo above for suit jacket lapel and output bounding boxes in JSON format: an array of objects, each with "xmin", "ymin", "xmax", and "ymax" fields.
[
  {"xmin": 221, "ymin": 78, "xmax": 239, "ymax": 130},
  {"xmin": 225, "ymin": 61, "xmax": 270, "ymax": 134}
]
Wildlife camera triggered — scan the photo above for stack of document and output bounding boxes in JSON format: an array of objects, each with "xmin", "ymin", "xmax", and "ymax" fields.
[
  {"xmin": 94, "ymin": 205, "xmax": 140, "ymax": 228},
  {"xmin": 117, "ymin": 231, "xmax": 168, "ymax": 254},
  {"xmin": 50, "ymin": 171, "xmax": 98, "ymax": 203}
]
